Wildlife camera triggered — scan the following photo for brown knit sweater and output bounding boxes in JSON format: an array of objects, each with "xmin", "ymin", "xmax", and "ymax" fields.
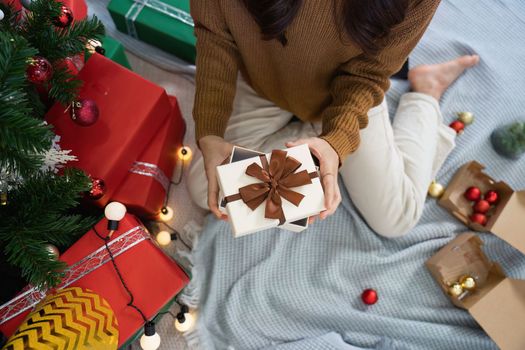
[{"xmin": 191, "ymin": 0, "xmax": 440, "ymax": 160}]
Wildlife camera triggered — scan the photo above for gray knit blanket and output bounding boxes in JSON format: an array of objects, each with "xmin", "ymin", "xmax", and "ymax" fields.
[{"xmin": 187, "ymin": 0, "xmax": 525, "ymax": 349}]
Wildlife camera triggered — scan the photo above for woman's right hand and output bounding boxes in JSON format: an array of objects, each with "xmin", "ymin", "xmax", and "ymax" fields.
[{"xmin": 199, "ymin": 135, "xmax": 234, "ymax": 219}]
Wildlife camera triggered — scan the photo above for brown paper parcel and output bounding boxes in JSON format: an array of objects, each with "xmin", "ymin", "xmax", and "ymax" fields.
[
  {"xmin": 426, "ymin": 233, "xmax": 525, "ymax": 350},
  {"xmin": 438, "ymin": 161, "xmax": 525, "ymax": 254}
]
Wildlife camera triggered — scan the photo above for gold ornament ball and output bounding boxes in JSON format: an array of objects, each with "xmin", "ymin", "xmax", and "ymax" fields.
[
  {"xmin": 428, "ymin": 181, "xmax": 445, "ymax": 198},
  {"xmin": 45, "ymin": 244, "xmax": 60, "ymax": 259},
  {"xmin": 460, "ymin": 276, "xmax": 476, "ymax": 291},
  {"xmin": 1, "ymin": 192, "xmax": 7, "ymax": 206},
  {"xmin": 457, "ymin": 112, "xmax": 474, "ymax": 125},
  {"xmin": 448, "ymin": 283, "xmax": 463, "ymax": 297}
]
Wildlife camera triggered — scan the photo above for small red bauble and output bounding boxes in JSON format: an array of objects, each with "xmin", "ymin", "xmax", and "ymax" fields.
[
  {"xmin": 361, "ymin": 289, "xmax": 378, "ymax": 305},
  {"xmin": 26, "ymin": 56, "xmax": 53, "ymax": 84},
  {"xmin": 473, "ymin": 199, "xmax": 491, "ymax": 214},
  {"xmin": 449, "ymin": 120, "xmax": 465, "ymax": 134},
  {"xmin": 70, "ymin": 99, "xmax": 99, "ymax": 126},
  {"xmin": 470, "ymin": 213, "xmax": 488, "ymax": 226},
  {"xmin": 53, "ymin": 5, "xmax": 74, "ymax": 28},
  {"xmin": 484, "ymin": 190, "xmax": 499, "ymax": 205},
  {"xmin": 464, "ymin": 186, "xmax": 482, "ymax": 201},
  {"xmin": 88, "ymin": 177, "xmax": 106, "ymax": 200}
]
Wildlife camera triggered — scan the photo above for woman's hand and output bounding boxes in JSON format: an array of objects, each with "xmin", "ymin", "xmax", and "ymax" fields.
[
  {"xmin": 286, "ymin": 137, "xmax": 341, "ymax": 223},
  {"xmin": 199, "ymin": 135, "xmax": 234, "ymax": 219}
]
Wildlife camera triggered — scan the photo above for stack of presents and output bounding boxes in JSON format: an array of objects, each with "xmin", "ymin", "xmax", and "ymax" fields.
[{"xmin": 0, "ymin": 0, "xmax": 196, "ymax": 347}]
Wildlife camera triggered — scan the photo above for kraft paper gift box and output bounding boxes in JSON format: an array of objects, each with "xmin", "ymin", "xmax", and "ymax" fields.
[
  {"xmin": 219, "ymin": 146, "xmax": 311, "ymax": 233},
  {"xmin": 0, "ymin": 214, "xmax": 190, "ymax": 348},
  {"xmin": 426, "ymin": 233, "xmax": 525, "ymax": 350},
  {"xmin": 216, "ymin": 144, "xmax": 325, "ymax": 237},
  {"xmin": 108, "ymin": 0, "xmax": 196, "ymax": 63},
  {"xmin": 46, "ymin": 54, "xmax": 172, "ymax": 208},
  {"xmin": 438, "ymin": 161, "xmax": 525, "ymax": 254}
]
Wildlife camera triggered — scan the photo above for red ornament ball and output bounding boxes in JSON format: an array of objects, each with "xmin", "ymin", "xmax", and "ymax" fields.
[
  {"xmin": 70, "ymin": 99, "xmax": 99, "ymax": 126},
  {"xmin": 53, "ymin": 5, "xmax": 73, "ymax": 28},
  {"xmin": 464, "ymin": 186, "xmax": 482, "ymax": 202},
  {"xmin": 26, "ymin": 56, "xmax": 53, "ymax": 84},
  {"xmin": 484, "ymin": 190, "xmax": 499, "ymax": 205},
  {"xmin": 470, "ymin": 213, "xmax": 488, "ymax": 226},
  {"xmin": 88, "ymin": 177, "xmax": 106, "ymax": 200},
  {"xmin": 473, "ymin": 199, "xmax": 491, "ymax": 214},
  {"xmin": 361, "ymin": 289, "xmax": 378, "ymax": 305},
  {"xmin": 449, "ymin": 120, "xmax": 465, "ymax": 134}
]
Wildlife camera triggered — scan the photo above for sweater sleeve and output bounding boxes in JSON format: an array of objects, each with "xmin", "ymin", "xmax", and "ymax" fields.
[
  {"xmin": 320, "ymin": 0, "xmax": 440, "ymax": 161},
  {"xmin": 190, "ymin": 0, "xmax": 240, "ymax": 142}
]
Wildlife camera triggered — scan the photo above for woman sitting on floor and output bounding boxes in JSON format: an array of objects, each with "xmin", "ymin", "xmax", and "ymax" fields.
[{"xmin": 188, "ymin": 0, "xmax": 479, "ymax": 237}]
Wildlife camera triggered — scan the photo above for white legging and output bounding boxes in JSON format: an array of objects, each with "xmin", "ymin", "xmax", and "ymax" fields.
[{"xmin": 188, "ymin": 77, "xmax": 456, "ymax": 238}]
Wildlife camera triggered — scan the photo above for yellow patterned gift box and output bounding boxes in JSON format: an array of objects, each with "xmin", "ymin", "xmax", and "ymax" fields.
[{"xmin": 2, "ymin": 287, "xmax": 119, "ymax": 350}]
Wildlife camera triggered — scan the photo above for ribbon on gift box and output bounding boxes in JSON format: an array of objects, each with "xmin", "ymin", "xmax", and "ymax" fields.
[
  {"xmin": 129, "ymin": 161, "xmax": 170, "ymax": 192},
  {"xmin": 125, "ymin": 0, "xmax": 194, "ymax": 39},
  {"xmin": 224, "ymin": 150, "xmax": 319, "ymax": 225},
  {"xmin": 0, "ymin": 225, "xmax": 150, "ymax": 325}
]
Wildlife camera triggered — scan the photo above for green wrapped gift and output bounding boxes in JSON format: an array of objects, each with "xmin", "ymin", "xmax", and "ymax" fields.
[
  {"xmin": 101, "ymin": 36, "xmax": 132, "ymax": 69},
  {"xmin": 108, "ymin": 0, "xmax": 196, "ymax": 63},
  {"xmin": 86, "ymin": 36, "xmax": 132, "ymax": 70}
]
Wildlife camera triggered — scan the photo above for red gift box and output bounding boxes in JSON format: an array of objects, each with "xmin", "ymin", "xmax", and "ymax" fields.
[
  {"xmin": 111, "ymin": 96, "xmax": 186, "ymax": 218},
  {"xmin": 0, "ymin": 214, "xmax": 190, "ymax": 347},
  {"xmin": 46, "ymin": 54, "xmax": 172, "ymax": 207},
  {"xmin": 7, "ymin": 0, "xmax": 87, "ymax": 20}
]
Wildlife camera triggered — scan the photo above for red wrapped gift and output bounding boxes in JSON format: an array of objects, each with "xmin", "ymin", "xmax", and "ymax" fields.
[
  {"xmin": 0, "ymin": 214, "xmax": 190, "ymax": 347},
  {"xmin": 7, "ymin": 0, "xmax": 88, "ymax": 20},
  {"xmin": 112, "ymin": 96, "xmax": 186, "ymax": 218},
  {"xmin": 46, "ymin": 54, "xmax": 172, "ymax": 207}
]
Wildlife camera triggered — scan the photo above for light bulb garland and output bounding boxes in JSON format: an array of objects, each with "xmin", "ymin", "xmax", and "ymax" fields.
[
  {"xmin": 140, "ymin": 322, "xmax": 161, "ymax": 350},
  {"xmin": 156, "ymin": 230, "xmax": 176, "ymax": 246},
  {"xmin": 177, "ymin": 146, "xmax": 192, "ymax": 161},
  {"xmin": 158, "ymin": 206, "xmax": 174, "ymax": 221},
  {"xmin": 104, "ymin": 202, "xmax": 127, "ymax": 237}
]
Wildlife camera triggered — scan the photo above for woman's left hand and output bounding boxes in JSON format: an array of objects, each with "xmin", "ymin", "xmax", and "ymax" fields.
[{"xmin": 286, "ymin": 137, "xmax": 341, "ymax": 223}]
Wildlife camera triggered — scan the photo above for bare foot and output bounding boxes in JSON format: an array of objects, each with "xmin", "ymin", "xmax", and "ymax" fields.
[{"xmin": 408, "ymin": 55, "xmax": 480, "ymax": 100}]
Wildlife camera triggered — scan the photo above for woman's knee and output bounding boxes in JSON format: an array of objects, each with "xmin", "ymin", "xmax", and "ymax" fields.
[
  {"xmin": 367, "ymin": 198, "xmax": 424, "ymax": 239},
  {"xmin": 187, "ymin": 157, "xmax": 209, "ymax": 210}
]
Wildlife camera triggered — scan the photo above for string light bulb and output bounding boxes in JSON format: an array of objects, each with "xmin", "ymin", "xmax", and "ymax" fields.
[
  {"xmin": 156, "ymin": 230, "xmax": 175, "ymax": 246},
  {"xmin": 140, "ymin": 322, "xmax": 161, "ymax": 350},
  {"xmin": 158, "ymin": 206, "xmax": 174, "ymax": 222},
  {"xmin": 104, "ymin": 202, "xmax": 127, "ymax": 237},
  {"xmin": 177, "ymin": 146, "xmax": 192, "ymax": 161},
  {"xmin": 174, "ymin": 305, "xmax": 196, "ymax": 333}
]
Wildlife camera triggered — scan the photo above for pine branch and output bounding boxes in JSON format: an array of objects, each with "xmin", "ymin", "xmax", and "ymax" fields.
[
  {"xmin": 4, "ymin": 236, "xmax": 67, "ymax": 290},
  {"xmin": 0, "ymin": 169, "xmax": 97, "ymax": 289},
  {"xmin": 20, "ymin": 0, "xmax": 104, "ymax": 104},
  {"xmin": 0, "ymin": 31, "xmax": 52, "ymax": 176}
]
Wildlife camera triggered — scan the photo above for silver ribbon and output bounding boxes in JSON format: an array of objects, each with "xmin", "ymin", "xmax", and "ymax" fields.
[
  {"xmin": 129, "ymin": 161, "xmax": 170, "ymax": 192},
  {"xmin": 0, "ymin": 226, "xmax": 150, "ymax": 325},
  {"xmin": 125, "ymin": 0, "xmax": 194, "ymax": 39}
]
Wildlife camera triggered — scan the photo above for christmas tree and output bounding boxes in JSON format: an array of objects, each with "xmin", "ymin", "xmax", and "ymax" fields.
[{"xmin": 0, "ymin": 0, "xmax": 104, "ymax": 292}]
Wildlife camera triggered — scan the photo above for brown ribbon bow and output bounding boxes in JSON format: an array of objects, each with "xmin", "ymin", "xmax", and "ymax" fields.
[{"xmin": 225, "ymin": 149, "xmax": 318, "ymax": 225}]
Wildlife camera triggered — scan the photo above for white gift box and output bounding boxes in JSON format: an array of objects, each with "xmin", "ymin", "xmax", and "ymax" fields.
[
  {"xmin": 216, "ymin": 144, "xmax": 325, "ymax": 237},
  {"xmin": 219, "ymin": 146, "xmax": 312, "ymax": 233}
]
